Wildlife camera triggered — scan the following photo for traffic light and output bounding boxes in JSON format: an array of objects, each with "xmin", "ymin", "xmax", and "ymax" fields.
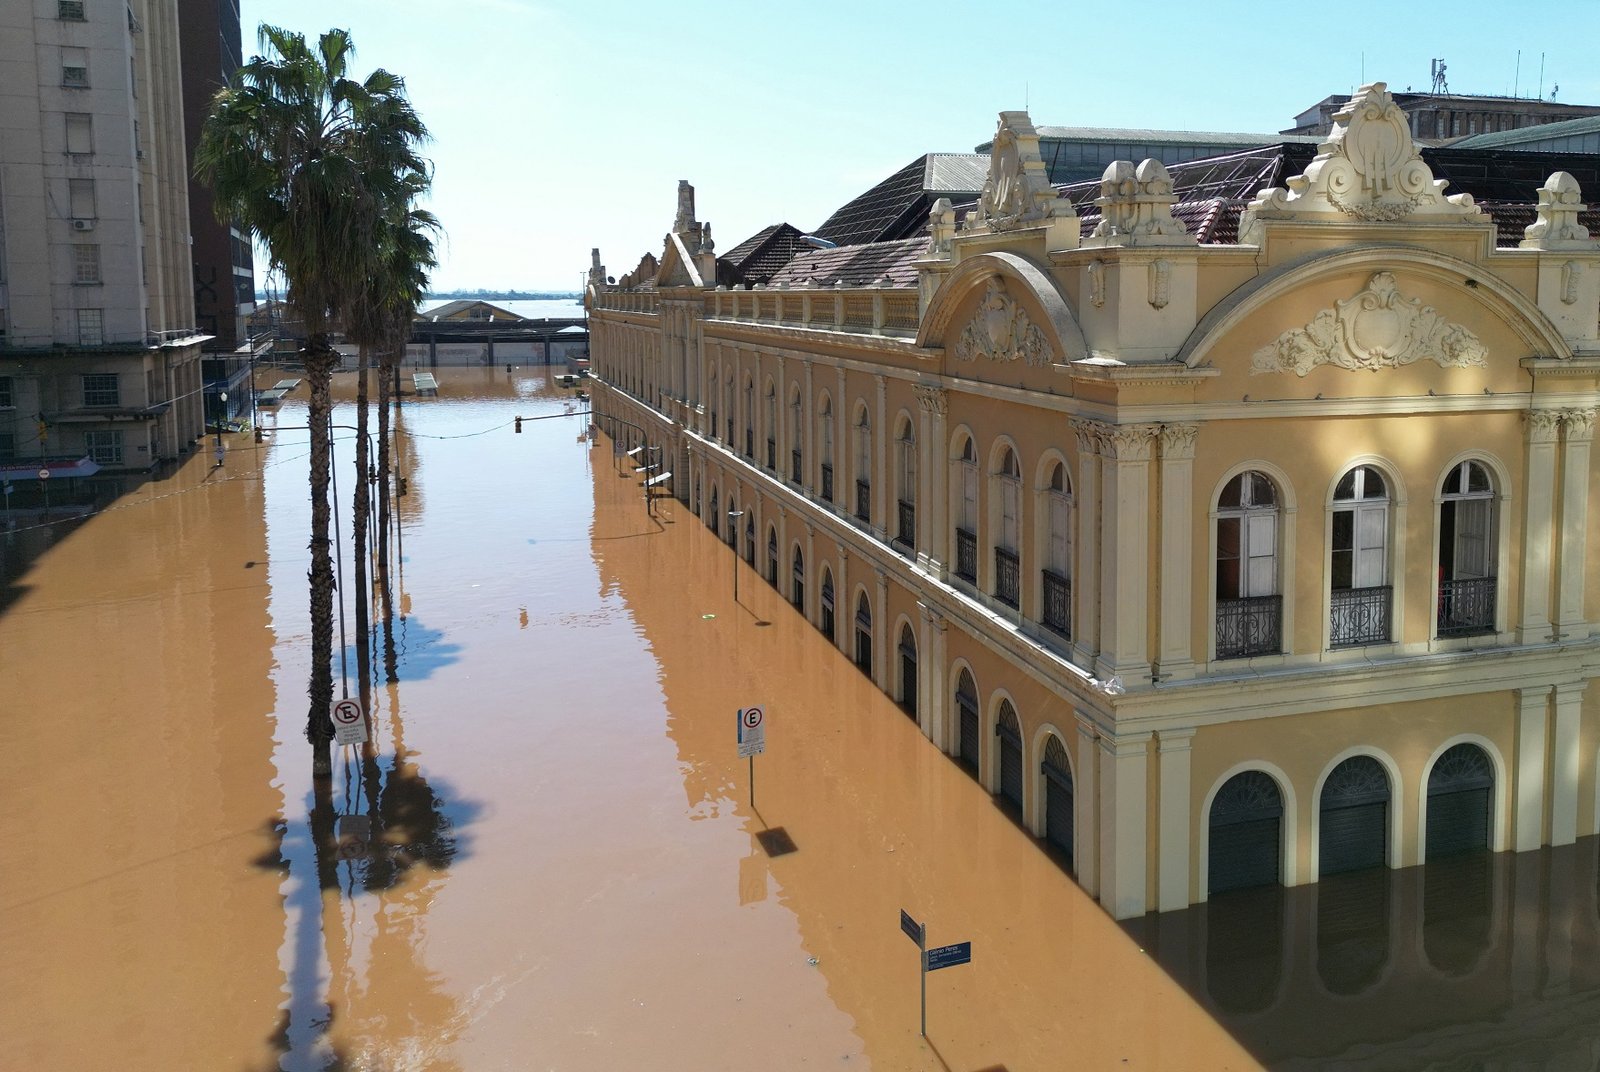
[
  {"xmin": 397, "ymin": 476, "xmax": 408, "ymax": 497},
  {"xmin": 514, "ymin": 416, "xmax": 523, "ymax": 433}
]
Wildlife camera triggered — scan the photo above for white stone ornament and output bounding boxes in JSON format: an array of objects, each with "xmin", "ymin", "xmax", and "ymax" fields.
[
  {"xmin": 1240, "ymin": 82, "xmax": 1484, "ymax": 237},
  {"xmin": 965, "ymin": 111, "xmax": 1078, "ymax": 247},
  {"xmin": 1087, "ymin": 159, "xmax": 1193, "ymax": 246},
  {"xmin": 1522, "ymin": 172, "xmax": 1594, "ymax": 249},
  {"xmin": 952, "ymin": 277, "xmax": 1054, "ymax": 367},
  {"xmin": 1251, "ymin": 272, "xmax": 1487, "ymax": 376}
]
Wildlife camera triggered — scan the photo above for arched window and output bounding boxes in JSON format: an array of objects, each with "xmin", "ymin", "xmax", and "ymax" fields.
[
  {"xmin": 995, "ymin": 699, "xmax": 1022, "ymax": 810},
  {"xmin": 955, "ymin": 438, "xmax": 978, "ymax": 582},
  {"xmin": 1438, "ymin": 461, "xmax": 1497, "ymax": 637},
  {"xmin": 853, "ymin": 407, "xmax": 871, "ymax": 524},
  {"xmin": 693, "ymin": 477, "xmax": 701, "ymax": 516},
  {"xmin": 708, "ymin": 370, "xmax": 719, "ymax": 441},
  {"xmin": 724, "ymin": 376, "xmax": 734, "ymax": 446},
  {"xmin": 994, "ymin": 448, "xmax": 1021, "ymax": 608},
  {"xmin": 764, "ymin": 382, "xmax": 776, "ymax": 469},
  {"xmin": 1042, "ymin": 461, "xmax": 1072, "ymax": 636},
  {"xmin": 854, "ymin": 592, "xmax": 873, "ymax": 674},
  {"xmin": 955, "ymin": 669, "xmax": 979, "ymax": 773},
  {"xmin": 1208, "ymin": 770, "xmax": 1284, "ymax": 894},
  {"xmin": 744, "ymin": 513, "xmax": 755, "ymax": 565},
  {"xmin": 788, "ymin": 384, "xmax": 803, "ymax": 483},
  {"xmin": 1425, "ymin": 743, "xmax": 1493, "ymax": 859},
  {"xmin": 895, "ymin": 419, "xmax": 916, "ymax": 550},
  {"xmin": 897, "ymin": 624, "xmax": 917, "ymax": 717},
  {"xmin": 709, "ymin": 487, "xmax": 719, "ymax": 535},
  {"xmin": 1216, "ymin": 471, "xmax": 1282, "ymax": 659},
  {"xmin": 742, "ymin": 375, "xmax": 754, "ymax": 459},
  {"xmin": 726, "ymin": 496, "xmax": 739, "ymax": 547},
  {"xmin": 1330, "ymin": 465, "xmax": 1391, "ymax": 648},
  {"xmin": 820, "ymin": 567, "xmax": 835, "ymax": 641},
  {"xmin": 791, "ymin": 546, "xmax": 805, "ymax": 610},
  {"xmin": 766, "ymin": 525, "xmax": 778, "ymax": 585},
  {"xmin": 1319, "ymin": 756, "xmax": 1390, "ymax": 876},
  {"xmin": 1041, "ymin": 735, "xmax": 1074, "ymax": 865},
  {"xmin": 819, "ymin": 396, "xmax": 835, "ymax": 504}
]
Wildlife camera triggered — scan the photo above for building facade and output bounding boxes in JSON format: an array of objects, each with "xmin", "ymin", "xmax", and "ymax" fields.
[
  {"xmin": 586, "ymin": 84, "xmax": 1600, "ymax": 920},
  {"xmin": 0, "ymin": 0, "xmax": 206, "ymax": 474}
]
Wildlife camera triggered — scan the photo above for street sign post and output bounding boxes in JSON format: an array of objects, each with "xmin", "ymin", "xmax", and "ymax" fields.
[
  {"xmin": 738, "ymin": 705, "xmax": 765, "ymax": 807},
  {"xmin": 330, "ymin": 697, "xmax": 368, "ymax": 745},
  {"xmin": 900, "ymin": 909, "xmax": 968, "ymax": 1037},
  {"xmin": 924, "ymin": 942, "xmax": 972, "ymax": 971}
]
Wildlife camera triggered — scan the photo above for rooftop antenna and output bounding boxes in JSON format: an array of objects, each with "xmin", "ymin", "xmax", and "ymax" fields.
[
  {"xmin": 1514, "ymin": 50, "xmax": 1521, "ymax": 98},
  {"xmin": 1025, "ymin": 81, "xmax": 1029, "ymax": 111},
  {"xmin": 1539, "ymin": 52, "xmax": 1545, "ymax": 99},
  {"xmin": 1430, "ymin": 58, "xmax": 1449, "ymax": 95}
]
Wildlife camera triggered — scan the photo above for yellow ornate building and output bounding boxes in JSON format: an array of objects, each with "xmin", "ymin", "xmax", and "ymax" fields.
[{"xmin": 585, "ymin": 83, "xmax": 1600, "ymax": 919}]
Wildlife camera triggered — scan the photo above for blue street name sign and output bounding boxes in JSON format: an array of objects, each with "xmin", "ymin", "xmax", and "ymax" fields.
[
  {"xmin": 923, "ymin": 941, "xmax": 972, "ymax": 972},
  {"xmin": 900, "ymin": 909, "xmax": 924, "ymax": 948}
]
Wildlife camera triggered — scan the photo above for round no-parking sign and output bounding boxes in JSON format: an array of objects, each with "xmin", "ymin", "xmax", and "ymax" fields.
[
  {"xmin": 737, "ymin": 705, "xmax": 766, "ymax": 757},
  {"xmin": 330, "ymin": 697, "xmax": 368, "ymax": 745}
]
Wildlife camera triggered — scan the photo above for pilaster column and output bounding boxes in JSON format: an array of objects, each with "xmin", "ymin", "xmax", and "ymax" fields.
[
  {"xmin": 1515, "ymin": 686, "xmax": 1551, "ymax": 851},
  {"xmin": 875, "ymin": 375, "xmax": 888, "ymax": 539},
  {"xmin": 1519, "ymin": 409, "xmax": 1561, "ymax": 643},
  {"xmin": 919, "ymin": 602, "xmax": 947, "ymax": 747},
  {"xmin": 1157, "ymin": 424, "xmax": 1199, "ymax": 682},
  {"xmin": 1557, "ymin": 408, "xmax": 1595, "ymax": 639},
  {"xmin": 915, "ymin": 384, "xmax": 949, "ymax": 574},
  {"xmin": 775, "ymin": 354, "xmax": 786, "ymax": 470},
  {"xmin": 1157, "ymin": 727, "xmax": 1196, "ymax": 911},
  {"xmin": 1098, "ymin": 730, "xmax": 1150, "ymax": 919},
  {"xmin": 1097, "ymin": 424, "xmax": 1159, "ymax": 683},
  {"xmin": 1552, "ymin": 682, "xmax": 1586, "ymax": 845},
  {"xmin": 836, "ymin": 542, "xmax": 850, "ymax": 655},
  {"xmin": 1074, "ymin": 715, "xmax": 1100, "ymax": 897},
  {"xmin": 874, "ymin": 568, "xmax": 890, "ymax": 691},
  {"xmin": 1069, "ymin": 418, "xmax": 1103, "ymax": 669},
  {"xmin": 804, "ymin": 523, "xmax": 817, "ymax": 626},
  {"xmin": 802, "ymin": 359, "xmax": 814, "ymax": 486}
]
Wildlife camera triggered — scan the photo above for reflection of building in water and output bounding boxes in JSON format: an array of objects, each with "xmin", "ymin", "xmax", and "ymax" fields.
[
  {"xmin": 585, "ymin": 83, "xmax": 1600, "ymax": 919},
  {"xmin": 1127, "ymin": 841, "xmax": 1600, "ymax": 1067}
]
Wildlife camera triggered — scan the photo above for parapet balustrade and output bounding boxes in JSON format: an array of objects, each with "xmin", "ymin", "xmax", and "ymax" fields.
[
  {"xmin": 705, "ymin": 287, "xmax": 920, "ymax": 338},
  {"xmin": 594, "ymin": 291, "xmax": 661, "ymax": 314}
]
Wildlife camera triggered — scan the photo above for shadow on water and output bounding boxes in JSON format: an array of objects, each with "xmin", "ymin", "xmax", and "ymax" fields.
[{"xmin": 1121, "ymin": 838, "xmax": 1600, "ymax": 1069}]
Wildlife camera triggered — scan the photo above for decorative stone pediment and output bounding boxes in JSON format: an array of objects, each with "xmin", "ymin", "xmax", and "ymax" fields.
[
  {"xmin": 618, "ymin": 252, "xmax": 658, "ymax": 290},
  {"xmin": 927, "ymin": 197, "xmax": 957, "ymax": 257},
  {"xmin": 588, "ymin": 248, "xmax": 607, "ymax": 289},
  {"xmin": 952, "ymin": 277, "xmax": 1054, "ymax": 367},
  {"xmin": 1522, "ymin": 172, "xmax": 1595, "ymax": 249},
  {"xmin": 964, "ymin": 110, "xmax": 1079, "ymax": 247},
  {"xmin": 1085, "ymin": 159, "xmax": 1194, "ymax": 247},
  {"xmin": 1240, "ymin": 83, "xmax": 1484, "ymax": 237},
  {"xmin": 1251, "ymin": 272, "xmax": 1487, "ymax": 376}
]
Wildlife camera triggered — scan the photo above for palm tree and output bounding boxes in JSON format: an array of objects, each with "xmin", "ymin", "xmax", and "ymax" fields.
[
  {"xmin": 196, "ymin": 26, "xmax": 430, "ymax": 776},
  {"xmin": 347, "ymin": 177, "xmax": 439, "ymax": 699}
]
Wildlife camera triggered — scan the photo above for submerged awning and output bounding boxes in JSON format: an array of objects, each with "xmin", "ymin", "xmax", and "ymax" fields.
[{"xmin": 0, "ymin": 456, "xmax": 102, "ymax": 481}]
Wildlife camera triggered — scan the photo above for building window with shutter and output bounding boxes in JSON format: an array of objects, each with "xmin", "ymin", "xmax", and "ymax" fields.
[
  {"xmin": 62, "ymin": 47, "xmax": 88, "ymax": 87},
  {"xmin": 1330, "ymin": 465, "xmax": 1392, "ymax": 647},
  {"xmin": 1216, "ymin": 470, "xmax": 1282, "ymax": 659}
]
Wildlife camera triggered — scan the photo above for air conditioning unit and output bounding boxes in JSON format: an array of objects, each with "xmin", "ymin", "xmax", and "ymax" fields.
[{"xmin": 72, "ymin": 218, "xmax": 94, "ymax": 232}]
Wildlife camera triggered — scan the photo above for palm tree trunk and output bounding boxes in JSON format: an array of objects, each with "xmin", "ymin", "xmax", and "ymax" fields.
[
  {"xmin": 353, "ymin": 343, "xmax": 372, "ymax": 723},
  {"xmin": 376, "ymin": 345, "xmax": 398, "ymax": 682},
  {"xmin": 305, "ymin": 337, "xmax": 337, "ymax": 777}
]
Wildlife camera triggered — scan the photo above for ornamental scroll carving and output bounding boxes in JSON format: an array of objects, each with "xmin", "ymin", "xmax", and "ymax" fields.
[
  {"xmin": 966, "ymin": 110, "xmax": 1078, "ymax": 244},
  {"xmin": 1251, "ymin": 272, "xmax": 1487, "ymax": 376},
  {"xmin": 952, "ymin": 278, "xmax": 1054, "ymax": 367}
]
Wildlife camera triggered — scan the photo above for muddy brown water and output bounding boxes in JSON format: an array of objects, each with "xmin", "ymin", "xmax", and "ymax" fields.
[{"xmin": 2, "ymin": 367, "xmax": 1594, "ymax": 1070}]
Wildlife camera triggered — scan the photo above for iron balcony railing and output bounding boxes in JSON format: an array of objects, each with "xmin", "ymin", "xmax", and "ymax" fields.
[
  {"xmin": 1330, "ymin": 584, "xmax": 1392, "ymax": 648},
  {"xmin": 896, "ymin": 499, "xmax": 915, "ymax": 549},
  {"xmin": 1438, "ymin": 576, "xmax": 1497, "ymax": 637},
  {"xmin": 855, "ymin": 479, "xmax": 870, "ymax": 523},
  {"xmin": 820, "ymin": 463, "xmax": 834, "ymax": 503},
  {"xmin": 1042, "ymin": 569, "xmax": 1071, "ymax": 636},
  {"xmin": 955, "ymin": 528, "xmax": 977, "ymax": 582},
  {"xmin": 766, "ymin": 437, "xmax": 775, "ymax": 471},
  {"xmin": 1216, "ymin": 595, "xmax": 1282, "ymax": 659},
  {"xmin": 791, "ymin": 448, "xmax": 802, "ymax": 484},
  {"xmin": 995, "ymin": 547, "xmax": 1020, "ymax": 608}
]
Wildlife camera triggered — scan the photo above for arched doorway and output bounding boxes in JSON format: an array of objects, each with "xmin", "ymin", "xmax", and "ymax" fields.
[
  {"xmin": 709, "ymin": 488, "xmax": 719, "ymax": 535},
  {"xmin": 1319, "ymin": 756, "xmax": 1390, "ymax": 876},
  {"xmin": 1042, "ymin": 734, "xmax": 1073, "ymax": 866},
  {"xmin": 898, "ymin": 624, "xmax": 917, "ymax": 718},
  {"xmin": 791, "ymin": 547, "xmax": 805, "ymax": 611},
  {"xmin": 955, "ymin": 670, "xmax": 979, "ymax": 774},
  {"xmin": 744, "ymin": 514, "xmax": 755, "ymax": 563},
  {"xmin": 820, "ymin": 568, "xmax": 835, "ymax": 642},
  {"xmin": 995, "ymin": 700, "xmax": 1022, "ymax": 810},
  {"xmin": 1209, "ymin": 770, "xmax": 1283, "ymax": 895},
  {"xmin": 766, "ymin": 526, "xmax": 778, "ymax": 585},
  {"xmin": 854, "ymin": 592, "xmax": 872, "ymax": 675},
  {"xmin": 1425, "ymin": 743, "xmax": 1493, "ymax": 859}
]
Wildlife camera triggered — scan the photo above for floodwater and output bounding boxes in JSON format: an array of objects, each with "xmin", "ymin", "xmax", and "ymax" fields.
[{"xmin": 0, "ymin": 368, "xmax": 1594, "ymax": 1070}]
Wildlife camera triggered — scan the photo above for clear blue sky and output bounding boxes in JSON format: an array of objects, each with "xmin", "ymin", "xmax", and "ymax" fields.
[{"xmin": 239, "ymin": 0, "xmax": 1600, "ymax": 293}]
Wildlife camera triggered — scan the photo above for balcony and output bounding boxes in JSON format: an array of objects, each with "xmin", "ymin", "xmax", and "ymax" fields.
[
  {"xmin": 766, "ymin": 437, "xmax": 775, "ymax": 471},
  {"xmin": 1330, "ymin": 585, "xmax": 1392, "ymax": 648},
  {"xmin": 1042, "ymin": 569, "xmax": 1071, "ymax": 636},
  {"xmin": 995, "ymin": 547, "xmax": 1019, "ymax": 608},
  {"xmin": 955, "ymin": 528, "xmax": 977, "ymax": 583},
  {"xmin": 1438, "ymin": 576, "xmax": 1497, "ymax": 637},
  {"xmin": 855, "ymin": 479, "xmax": 870, "ymax": 523},
  {"xmin": 791, "ymin": 448, "xmax": 802, "ymax": 484},
  {"xmin": 896, "ymin": 499, "xmax": 915, "ymax": 550},
  {"xmin": 1216, "ymin": 595, "xmax": 1282, "ymax": 659}
]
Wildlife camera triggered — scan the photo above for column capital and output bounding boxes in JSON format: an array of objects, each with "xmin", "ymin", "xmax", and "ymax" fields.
[
  {"xmin": 1156, "ymin": 726, "xmax": 1198, "ymax": 752},
  {"xmin": 1562, "ymin": 407, "xmax": 1597, "ymax": 442},
  {"xmin": 1069, "ymin": 416, "xmax": 1107, "ymax": 454},
  {"xmin": 918, "ymin": 600, "xmax": 947, "ymax": 629},
  {"xmin": 1105, "ymin": 424, "xmax": 1160, "ymax": 462},
  {"xmin": 914, "ymin": 383, "xmax": 948, "ymax": 415},
  {"xmin": 1158, "ymin": 423, "xmax": 1199, "ymax": 460},
  {"xmin": 1098, "ymin": 730, "xmax": 1153, "ymax": 757},
  {"xmin": 1527, "ymin": 408, "xmax": 1563, "ymax": 443}
]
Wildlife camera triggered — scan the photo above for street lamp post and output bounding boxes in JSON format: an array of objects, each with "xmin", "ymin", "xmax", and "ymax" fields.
[
  {"xmin": 728, "ymin": 509, "xmax": 744, "ymax": 602},
  {"xmin": 214, "ymin": 391, "xmax": 228, "ymax": 467}
]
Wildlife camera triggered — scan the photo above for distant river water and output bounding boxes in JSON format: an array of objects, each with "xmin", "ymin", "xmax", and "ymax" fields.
[{"xmin": 419, "ymin": 297, "xmax": 584, "ymax": 319}]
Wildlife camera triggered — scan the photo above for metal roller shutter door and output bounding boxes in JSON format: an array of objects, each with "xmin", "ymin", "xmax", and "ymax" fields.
[
  {"xmin": 1320, "ymin": 801, "xmax": 1387, "ymax": 876},
  {"xmin": 1209, "ymin": 816, "xmax": 1280, "ymax": 894}
]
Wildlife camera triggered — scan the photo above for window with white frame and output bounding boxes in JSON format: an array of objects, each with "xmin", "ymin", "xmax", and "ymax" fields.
[
  {"xmin": 895, "ymin": 419, "xmax": 915, "ymax": 546},
  {"xmin": 85, "ymin": 429, "xmax": 122, "ymax": 465},
  {"xmin": 82, "ymin": 372, "xmax": 118, "ymax": 406},
  {"xmin": 1438, "ymin": 460, "xmax": 1497, "ymax": 637},
  {"xmin": 996, "ymin": 448, "xmax": 1020, "ymax": 553},
  {"xmin": 73, "ymin": 244, "xmax": 100, "ymax": 284},
  {"xmin": 1329, "ymin": 465, "xmax": 1392, "ymax": 647},
  {"xmin": 853, "ymin": 408, "xmax": 871, "ymax": 520},
  {"xmin": 62, "ymin": 47, "xmax": 88, "ymax": 88},
  {"xmin": 76, "ymin": 308, "xmax": 103, "ymax": 346},
  {"xmin": 1041, "ymin": 461, "xmax": 1073, "ymax": 635},
  {"xmin": 1215, "ymin": 470, "xmax": 1282, "ymax": 658},
  {"xmin": 958, "ymin": 438, "xmax": 977, "ymax": 531}
]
